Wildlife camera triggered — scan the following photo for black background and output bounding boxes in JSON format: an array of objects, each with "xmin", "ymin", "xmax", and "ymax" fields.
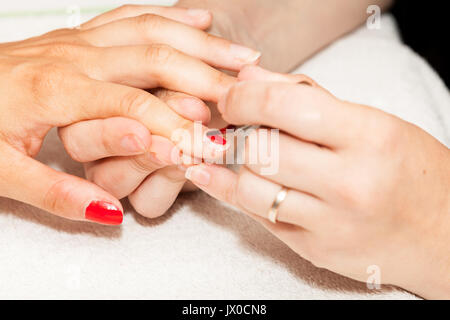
[{"xmin": 392, "ymin": 0, "xmax": 449, "ymax": 87}]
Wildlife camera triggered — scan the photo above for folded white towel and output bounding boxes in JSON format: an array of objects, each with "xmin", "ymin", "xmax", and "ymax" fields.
[{"xmin": 0, "ymin": 2, "xmax": 447, "ymax": 299}]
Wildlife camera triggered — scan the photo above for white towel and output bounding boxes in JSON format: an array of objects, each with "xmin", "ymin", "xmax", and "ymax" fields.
[{"xmin": 0, "ymin": 1, "xmax": 448, "ymax": 299}]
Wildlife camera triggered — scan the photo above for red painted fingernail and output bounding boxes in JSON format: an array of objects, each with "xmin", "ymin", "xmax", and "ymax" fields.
[
  {"xmin": 85, "ymin": 201, "xmax": 123, "ymax": 225},
  {"xmin": 209, "ymin": 134, "xmax": 227, "ymax": 145},
  {"xmin": 219, "ymin": 125, "xmax": 236, "ymax": 134}
]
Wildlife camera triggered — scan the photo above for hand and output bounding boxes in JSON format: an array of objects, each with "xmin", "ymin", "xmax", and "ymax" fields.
[
  {"xmin": 176, "ymin": 0, "xmax": 393, "ymax": 71},
  {"xmin": 184, "ymin": 65, "xmax": 450, "ymax": 299},
  {"xmin": 59, "ymin": 88, "xmax": 210, "ymax": 218},
  {"xmin": 0, "ymin": 4, "xmax": 261, "ymax": 225}
]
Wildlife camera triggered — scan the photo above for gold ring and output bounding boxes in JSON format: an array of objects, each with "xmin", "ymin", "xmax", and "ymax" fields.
[{"xmin": 268, "ymin": 187, "xmax": 288, "ymax": 223}]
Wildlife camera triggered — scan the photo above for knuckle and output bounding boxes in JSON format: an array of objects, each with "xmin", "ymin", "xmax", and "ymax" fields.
[
  {"xmin": 41, "ymin": 42, "xmax": 81, "ymax": 57},
  {"xmin": 136, "ymin": 13, "xmax": 164, "ymax": 33},
  {"xmin": 130, "ymin": 153, "xmax": 162, "ymax": 174},
  {"xmin": 145, "ymin": 43, "xmax": 176, "ymax": 67},
  {"xmin": 43, "ymin": 178, "xmax": 76, "ymax": 216},
  {"xmin": 119, "ymin": 89, "xmax": 151, "ymax": 118},
  {"xmin": 27, "ymin": 62, "xmax": 67, "ymax": 104},
  {"xmin": 212, "ymin": 69, "xmax": 229, "ymax": 90},
  {"xmin": 161, "ymin": 169, "xmax": 186, "ymax": 183}
]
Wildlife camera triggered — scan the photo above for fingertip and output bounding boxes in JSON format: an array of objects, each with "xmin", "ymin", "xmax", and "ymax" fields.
[
  {"xmin": 111, "ymin": 117, "xmax": 152, "ymax": 154},
  {"xmin": 168, "ymin": 96, "xmax": 211, "ymax": 123},
  {"xmin": 85, "ymin": 200, "xmax": 123, "ymax": 225}
]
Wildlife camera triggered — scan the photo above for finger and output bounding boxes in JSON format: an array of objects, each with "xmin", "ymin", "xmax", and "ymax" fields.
[
  {"xmin": 128, "ymin": 166, "xmax": 186, "ymax": 218},
  {"xmin": 81, "ymin": 5, "xmax": 212, "ymax": 30},
  {"xmin": 218, "ymin": 79, "xmax": 361, "ymax": 148},
  {"xmin": 243, "ymin": 129, "xmax": 337, "ymax": 198},
  {"xmin": 74, "ymin": 44, "xmax": 236, "ymax": 102},
  {"xmin": 184, "ymin": 164, "xmax": 327, "ymax": 230},
  {"xmin": 58, "ymin": 117, "xmax": 152, "ymax": 162},
  {"xmin": 43, "ymin": 75, "xmax": 227, "ymax": 160},
  {"xmin": 152, "ymin": 89, "xmax": 211, "ymax": 124},
  {"xmin": 81, "ymin": 90, "xmax": 211, "ymax": 199},
  {"xmin": 85, "ymin": 136, "xmax": 176, "ymax": 199},
  {"xmin": 79, "ymin": 14, "xmax": 261, "ymax": 71},
  {"xmin": 58, "ymin": 90, "xmax": 210, "ymax": 163},
  {"xmin": 238, "ymin": 65, "xmax": 320, "ymax": 88},
  {"xmin": 0, "ymin": 145, "xmax": 122, "ymax": 225},
  {"xmin": 183, "ymin": 163, "xmax": 313, "ymax": 257}
]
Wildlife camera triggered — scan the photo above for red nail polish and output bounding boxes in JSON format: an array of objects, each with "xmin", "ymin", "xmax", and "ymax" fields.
[
  {"xmin": 219, "ymin": 125, "xmax": 236, "ymax": 134},
  {"xmin": 85, "ymin": 201, "xmax": 123, "ymax": 225},
  {"xmin": 209, "ymin": 134, "xmax": 227, "ymax": 145}
]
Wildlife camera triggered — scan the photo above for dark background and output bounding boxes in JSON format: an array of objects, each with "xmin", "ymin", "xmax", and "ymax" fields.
[{"xmin": 391, "ymin": 0, "xmax": 449, "ymax": 88}]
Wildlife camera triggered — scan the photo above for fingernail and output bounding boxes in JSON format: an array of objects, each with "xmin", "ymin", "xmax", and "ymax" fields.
[
  {"xmin": 209, "ymin": 134, "xmax": 227, "ymax": 145},
  {"xmin": 229, "ymin": 44, "xmax": 261, "ymax": 64},
  {"xmin": 185, "ymin": 166, "xmax": 211, "ymax": 186},
  {"xmin": 204, "ymin": 129, "xmax": 229, "ymax": 152},
  {"xmin": 85, "ymin": 201, "xmax": 123, "ymax": 225},
  {"xmin": 120, "ymin": 134, "xmax": 147, "ymax": 153},
  {"xmin": 187, "ymin": 8, "xmax": 210, "ymax": 20},
  {"xmin": 177, "ymin": 97, "xmax": 206, "ymax": 116}
]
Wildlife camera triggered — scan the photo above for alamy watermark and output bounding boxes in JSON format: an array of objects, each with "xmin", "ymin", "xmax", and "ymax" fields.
[
  {"xmin": 171, "ymin": 122, "xmax": 280, "ymax": 176},
  {"xmin": 366, "ymin": 265, "xmax": 381, "ymax": 290},
  {"xmin": 66, "ymin": 5, "xmax": 81, "ymax": 29},
  {"xmin": 367, "ymin": 5, "xmax": 381, "ymax": 30}
]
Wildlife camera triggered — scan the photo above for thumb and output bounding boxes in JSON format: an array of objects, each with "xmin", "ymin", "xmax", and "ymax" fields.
[{"xmin": 0, "ymin": 146, "xmax": 123, "ymax": 225}]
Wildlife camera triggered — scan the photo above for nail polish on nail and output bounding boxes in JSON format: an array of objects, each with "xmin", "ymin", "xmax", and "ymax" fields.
[
  {"xmin": 121, "ymin": 134, "xmax": 146, "ymax": 153},
  {"xmin": 230, "ymin": 44, "xmax": 261, "ymax": 64},
  {"xmin": 185, "ymin": 166, "xmax": 211, "ymax": 186},
  {"xmin": 85, "ymin": 201, "xmax": 123, "ymax": 225},
  {"xmin": 209, "ymin": 134, "xmax": 227, "ymax": 145}
]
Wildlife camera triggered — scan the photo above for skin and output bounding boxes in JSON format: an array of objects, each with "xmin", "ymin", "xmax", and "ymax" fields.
[
  {"xmin": 183, "ymin": 65, "xmax": 450, "ymax": 299},
  {"xmin": 0, "ymin": 4, "xmax": 264, "ymax": 223},
  {"xmin": 63, "ymin": 0, "xmax": 393, "ymax": 219},
  {"xmin": 1, "ymin": 1, "xmax": 447, "ymax": 299}
]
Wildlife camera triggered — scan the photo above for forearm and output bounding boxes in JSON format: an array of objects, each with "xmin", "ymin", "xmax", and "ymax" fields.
[{"xmin": 176, "ymin": 0, "xmax": 393, "ymax": 72}]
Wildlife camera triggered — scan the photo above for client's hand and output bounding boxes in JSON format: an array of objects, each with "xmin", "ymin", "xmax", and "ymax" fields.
[
  {"xmin": 184, "ymin": 65, "xmax": 450, "ymax": 299},
  {"xmin": 0, "ymin": 5, "xmax": 260, "ymax": 225},
  {"xmin": 59, "ymin": 88, "xmax": 211, "ymax": 218}
]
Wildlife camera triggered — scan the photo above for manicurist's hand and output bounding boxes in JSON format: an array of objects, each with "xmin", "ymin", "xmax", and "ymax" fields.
[
  {"xmin": 184, "ymin": 65, "xmax": 450, "ymax": 299},
  {"xmin": 0, "ymin": 4, "xmax": 260, "ymax": 225}
]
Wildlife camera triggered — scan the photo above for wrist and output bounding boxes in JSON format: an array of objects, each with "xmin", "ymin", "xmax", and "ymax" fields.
[
  {"xmin": 396, "ymin": 186, "xmax": 450, "ymax": 299},
  {"xmin": 175, "ymin": 0, "xmax": 279, "ymax": 69}
]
